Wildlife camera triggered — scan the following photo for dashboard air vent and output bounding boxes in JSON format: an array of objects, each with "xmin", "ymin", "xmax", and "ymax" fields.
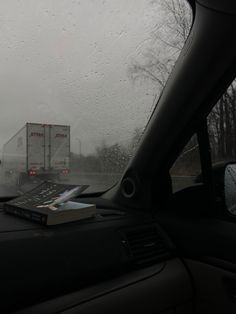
[{"xmin": 123, "ymin": 225, "xmax": 170, "ymax": 266}]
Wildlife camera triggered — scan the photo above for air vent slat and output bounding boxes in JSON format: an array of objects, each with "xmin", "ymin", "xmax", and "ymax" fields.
[
  {"xmin": 130, "ymin": 241, "xmax": 164, "ymax": 250},
  {"xmin": 134, "ymin": 250, "xmax": 166, "ymax": 259},
  {"xmin": 131, "ymin": 246, "xmax": 166, "ymax": 256},
  {"xmin": 127, "ymin": 235, "xmax": 161, "ymax": 244},
  {"xmin": 123, "ymin": 225, "xmax": 170, "ymax": 267}
]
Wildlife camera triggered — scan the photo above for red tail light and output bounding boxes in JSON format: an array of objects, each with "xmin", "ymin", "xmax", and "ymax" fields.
[
  {"xmin": 28, "ymin": 169, "xmax": 37, "ymax": 176},
  {"xmin": 62, "ymin": 169, "xmax": 69, "ymax": 175}
]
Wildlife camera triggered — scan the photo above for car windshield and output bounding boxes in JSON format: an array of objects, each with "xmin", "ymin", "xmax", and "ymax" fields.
[{"xmin": 0, "ymin": 0, "xmax": 192, "ymax": 196}]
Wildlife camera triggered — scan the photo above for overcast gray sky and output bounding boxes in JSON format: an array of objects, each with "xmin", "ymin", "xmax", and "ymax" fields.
[{"xmin": 0, "ymin": 0, "xmax": 171, "ymax": 155}]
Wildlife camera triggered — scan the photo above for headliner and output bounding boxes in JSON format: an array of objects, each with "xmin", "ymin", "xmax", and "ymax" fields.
[{"xmin": 196, "ymin": 0, "xmax": 236, "ymax": 15}]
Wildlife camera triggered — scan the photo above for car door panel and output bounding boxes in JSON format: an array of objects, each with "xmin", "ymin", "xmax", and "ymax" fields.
[
  {"xmin": 15, "ymin": 258, "xmax": 193, "ymax": 314},
  {"xmin": 185, "ymin": 259, "xmax": 236, "ymax": 314},
  {"xmin": 157, "ymin": 185, "xmax": 236, "ymax": 314}
]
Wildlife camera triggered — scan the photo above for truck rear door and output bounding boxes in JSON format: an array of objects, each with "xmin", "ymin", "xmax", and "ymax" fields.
[
  {"xmin": 49, "ymin": 125, "xmax": 70, "ymax": 171},
  {"xmin": 27, "ymin": 124, "xmax": 45, "ymax": 171}
]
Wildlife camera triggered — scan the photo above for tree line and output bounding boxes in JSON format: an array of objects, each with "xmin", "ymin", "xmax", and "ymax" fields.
[
  {"xmin": 208, "ymin": 81, "xmax": 236, "ymax": 162},
  {"xmin": 70, "ymin": 128, "xmax": 142, "ymax": 173}
]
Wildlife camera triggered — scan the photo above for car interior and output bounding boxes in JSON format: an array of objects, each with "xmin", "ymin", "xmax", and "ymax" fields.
[{"xmin": 1, "ymin": 0, "xmax": 236, "ymax": 313}]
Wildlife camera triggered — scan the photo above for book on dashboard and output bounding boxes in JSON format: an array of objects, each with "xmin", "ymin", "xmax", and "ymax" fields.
[{"xmin": 4, "ymin": 182, "xmax": 96, "ymax": 225}]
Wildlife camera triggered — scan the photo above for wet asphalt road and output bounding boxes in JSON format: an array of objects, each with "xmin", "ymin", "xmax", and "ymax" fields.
[{"xmin": 0, "ymin": 172, "xmax": 196, "ymax": 198}]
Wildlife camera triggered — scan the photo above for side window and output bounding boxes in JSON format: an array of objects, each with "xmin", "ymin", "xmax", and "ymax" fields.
[
  {"xmin": 170, "ymin": 134, "xmax": 201, "ymax": 192},
  {"xmin": 208, "ymin": 80, "xmax": 236, "ymax": 163},
  {"xmin": 170, "ymin": 79, "xmax": 236, "ymax": 194}
]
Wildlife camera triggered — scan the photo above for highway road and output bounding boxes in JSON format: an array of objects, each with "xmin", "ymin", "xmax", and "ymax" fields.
[{"xmin": 0, "ymin": 170, "xmax": 196, "ymax": 197}]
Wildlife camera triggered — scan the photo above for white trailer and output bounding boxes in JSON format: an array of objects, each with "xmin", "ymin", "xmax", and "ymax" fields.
[{"xmin": 2, "ymin": 123, "xmax": 70, "ymax": 184}]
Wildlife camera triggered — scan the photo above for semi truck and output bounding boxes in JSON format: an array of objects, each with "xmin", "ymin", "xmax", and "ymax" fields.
[{"xmin": 2, "ymin": 123, "xmax": 70, "ymax": 185}]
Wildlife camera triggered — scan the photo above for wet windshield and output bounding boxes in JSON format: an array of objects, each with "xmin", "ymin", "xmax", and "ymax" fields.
[{"xmin": 0, "ymin": 0, "xmax": 192, "ymax": 195}]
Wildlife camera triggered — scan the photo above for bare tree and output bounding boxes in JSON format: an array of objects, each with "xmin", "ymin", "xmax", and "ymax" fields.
[
  {"xmin": 208, "ymin": 81, "xmax": 236, "ymax": 161},
  {"xmin": 129, "ymin": 0, "xmax": 236, "ymax": 164},
  {"xmin": 128, "ymin": 0, "xmax": 192, "ymax": 89}
]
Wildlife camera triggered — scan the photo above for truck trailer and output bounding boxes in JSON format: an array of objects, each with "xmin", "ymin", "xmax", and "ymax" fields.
[{"xmin": 2, "ymin": 123, "xmax": 70, "ymax": 185}]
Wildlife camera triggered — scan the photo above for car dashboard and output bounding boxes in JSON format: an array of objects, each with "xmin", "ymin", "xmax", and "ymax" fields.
[{"xmin": 0, "ymin": 200, "xmax": 193, "ymax": 314}]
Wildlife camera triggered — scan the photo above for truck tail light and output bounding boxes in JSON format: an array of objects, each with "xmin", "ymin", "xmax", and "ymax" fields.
[
  {"xmin": 62, "ymin": 169, "xmax": 69, "ymax": 175},
  {"xmin": 28, "ymin": 169, "xmax": 37, "ymax": 176}
]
